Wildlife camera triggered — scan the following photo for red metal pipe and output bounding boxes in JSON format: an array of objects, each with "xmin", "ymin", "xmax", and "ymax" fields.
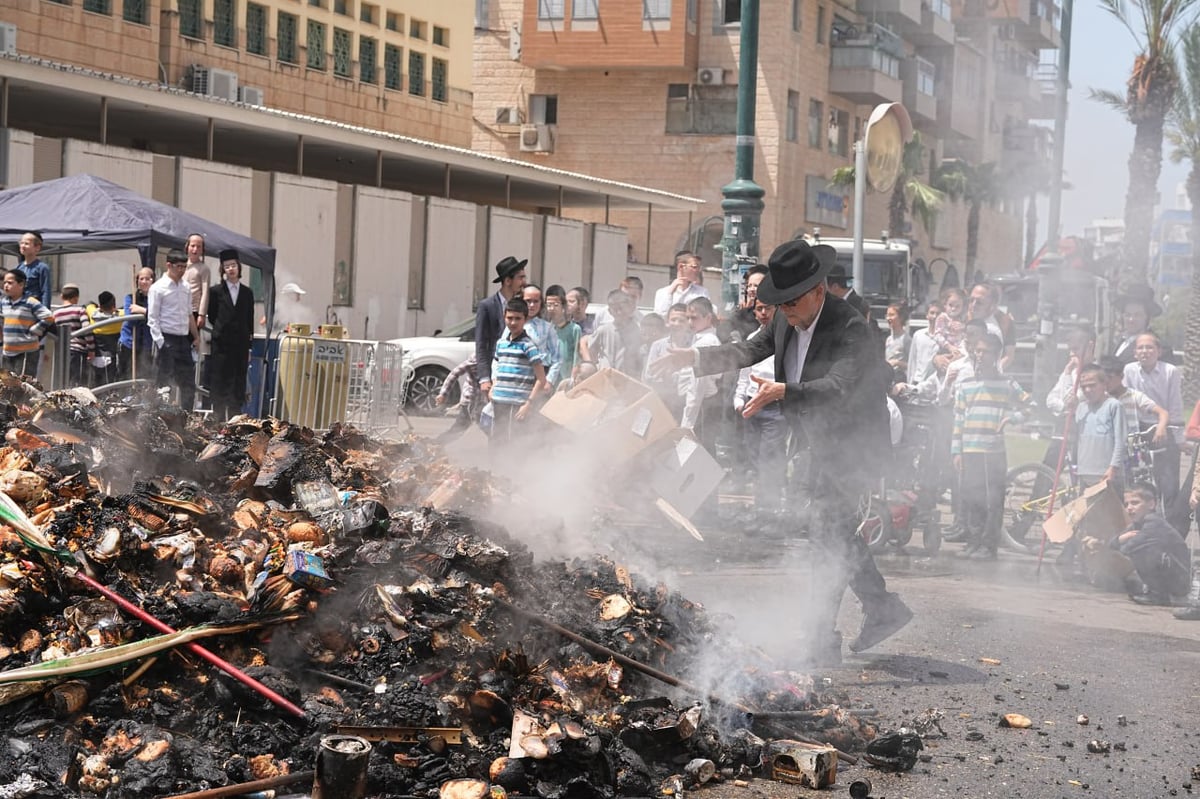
[{"xmin": 69, "ymin": 568, "xmax": 306, "ymax": 719}]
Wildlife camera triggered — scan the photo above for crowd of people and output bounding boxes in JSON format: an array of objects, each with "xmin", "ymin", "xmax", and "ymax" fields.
[
  {"xmin": 456, "ymin": 245, "xmax": 1200, "ymax": 638},
  {"xmin": 4, "ymin": 231, "xmax": 258, "ymax": 421}
]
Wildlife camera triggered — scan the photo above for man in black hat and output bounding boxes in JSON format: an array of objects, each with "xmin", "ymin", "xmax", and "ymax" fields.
[
  {"xmin": 826, "ymin": 261, "xmax": 872, "ymax": 322},
  {"xmin": 1112, "ymin": 285, "xmax": 1175, "ymax": 365},
  {"xmin": 207, "ymin": 248, "xmax": 255, "ymax": 420},
  {"xmin": 476, "ymin": 256, "xmax": 528, "ymax": 397},
  {"xmin": 653, "ymin": 239, "xmax": 911, "ymax": 664}
]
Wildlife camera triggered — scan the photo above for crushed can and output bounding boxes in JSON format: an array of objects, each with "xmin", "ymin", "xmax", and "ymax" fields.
[{"xmin": 284, "ymin": 550, "xmax": 333, "ymax": 589}]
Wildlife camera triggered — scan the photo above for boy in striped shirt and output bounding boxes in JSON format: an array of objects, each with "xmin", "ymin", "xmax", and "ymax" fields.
[
  {"xmin": 52, "ymin": 284, "xmax": 95, "ymax": 386},
  {"xmin": 1, "ymin": 269, "xmax": 53, "ymax": 378},
  {"xmin": 489, "ymin": 296, "xmax": 548, "ymax": 448},
  {"xmin": 952, "ymin": 333, "xmax": 1031, "ymax": 559}
]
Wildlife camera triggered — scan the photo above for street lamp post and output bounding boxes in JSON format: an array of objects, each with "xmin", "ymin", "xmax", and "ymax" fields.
[{"xmin": 718, "ymin": 0, "xmax": 765, "ymax": 313}]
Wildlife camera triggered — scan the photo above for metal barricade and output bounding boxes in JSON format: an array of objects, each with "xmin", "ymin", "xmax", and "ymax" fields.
[{"xmin": 272, "ymin": 334, "xmax": 412, "ymax": 435}]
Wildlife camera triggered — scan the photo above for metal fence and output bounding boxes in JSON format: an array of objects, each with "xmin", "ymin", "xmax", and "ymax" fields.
[{"xmin": 271, "ymin": 334, "xmax": 412, "ymax": 436}]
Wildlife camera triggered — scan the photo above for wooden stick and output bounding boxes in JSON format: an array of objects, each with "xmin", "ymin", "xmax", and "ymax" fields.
[{"xmin": 162, "ymin": 769, "xmax": 314, "ymax": 799}]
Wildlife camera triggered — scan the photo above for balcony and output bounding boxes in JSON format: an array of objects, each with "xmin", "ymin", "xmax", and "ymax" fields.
[
  {"xmin": 935, "ymin": 42, "xmax": 984, "ymax": 141},
  {"xmin": 857, "ymin": 0, "xmax": 923, "ymax": 30},
  {"xmin": 902, "ymin": 56, "xmax": 939, "ymax": 129},
  {"xmin": 1020, "ymin": 0, "xmax": 1061, "ymax": 49},
  {"xmin": 908, "ymin": 0, "xmax": 955, "ymax": 47},
  {"xmin": 1031, "ymin": 62, "xmax": 1059, "ymax": 119},
  {"xmin": 995, "ymin": 48, "xmax": 1041, "ymax": 109},
  {"xmin": 829, "ymin": 23, "xmax": 905, "ymax": 106},
  {"xmin": 519, "ymin": 0, "xmax": 699, "ymax": 70},
  {"xmin": 1002, "ymin": 122, "xmax": 1050, "ymax": 173}
]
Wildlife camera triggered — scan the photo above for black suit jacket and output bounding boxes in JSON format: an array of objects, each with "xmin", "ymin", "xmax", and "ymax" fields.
[
  {"xmin": 844, "ymin": 289, "xmax": 872, "ymax": 321},
  {"xmin": 475, "ymin": 290, "xmax": 507, "ymax": 384},
  {"xmin": 208, "ymin": 281, "xmax": 254, "ymax": 352},
  {"xmin": 696, "ymin": 294, "xmax": 891, "ymax": 485}
]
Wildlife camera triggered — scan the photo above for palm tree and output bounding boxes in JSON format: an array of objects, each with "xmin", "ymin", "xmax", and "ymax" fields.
[
  {"xmin": 829, "ymin": 131, "xmax": 944, "ymax": 239},
  {"xmin": 1090, "ymin": 0, "xmax": 1199, "ymax": 292},
  {"xmin": 1165, "ymin": 21, "xmax": 1200, "ymax": 401},
  {"xmin": 933, "ymin": 160, "xmax": 1001, "ymax": 281}
]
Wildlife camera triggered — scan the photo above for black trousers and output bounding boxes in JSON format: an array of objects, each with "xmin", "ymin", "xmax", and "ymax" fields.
[
  {"xmin": 960, "ymin": 451, "xmax": 1007, "ymax": 552},
  {"xmin": 3, "ymin": 351, "xmax": 38, "ymax": 378},
  {"xmin": 208, "ymin": 342, "xmax": 250, "ymax": 420},
  {"xmin": 156, "ymin": 333, "xmax": 195, "ymax": 410}
]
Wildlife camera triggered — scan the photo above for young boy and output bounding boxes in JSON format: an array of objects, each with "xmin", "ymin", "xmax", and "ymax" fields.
[
  {"xmin": 951, "ymin": 333, "xmax": 1031, "ymax": 559},
  {"xmin": 1075, "ymin": 363, "xmax": 1126, "ymax": 492},
  {"xmin": 1113, "ymin": 483, "xmax": 1190, "ymax": 605},
  {"xmin": 489, "ymin": 296, "xmax": 548, "ymax": 448},
  {"xmin": 52, "ymin": 284, "xmax": 94, "ymax": 386},
  {"xmin": 545, "ymin": 285, "xmax": 582, "ymax": 387}
]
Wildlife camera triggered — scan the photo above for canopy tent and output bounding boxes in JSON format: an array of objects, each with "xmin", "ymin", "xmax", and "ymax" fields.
[{"xmin": 0, "ymin": 173, "xmax": 276, "ymax": 345}]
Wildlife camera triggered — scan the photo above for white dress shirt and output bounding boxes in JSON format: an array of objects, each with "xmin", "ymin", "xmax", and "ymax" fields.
[
  {"xmin": 225, "ymin": 279, "xmax": 240, "ymax": 307},
  {"xmin": 906, "ymin": 328, "xmax": 937, "ymax": 383},
  {"xmin": 681, "ymin": 326, "xmax": 721, "ymax": 430},
  {"xmin": 653, "ymin": 282, "xmax": 711, "ymax": 317},
  {"xmin": 783, "ymin": 297, "xmax": 825, "ymax": 383},
  {"xmin": 1124, "ymin": 360, "xmax": 1184, "ymax": 426},
  {"xmin": 147, "ymin": 273, "xmax": 193, "ymax": 346},
  {"xmin": 734, "ymin": 326, "xmax": 775, "ymax": 410}
]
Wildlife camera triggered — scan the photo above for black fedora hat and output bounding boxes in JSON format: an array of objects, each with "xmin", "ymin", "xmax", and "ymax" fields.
[
  {"xmin": 757, "ymin": 240, "xmax": 835, "ymax": 305},
  {"xmin": 492, "ymin": 256, "xmax": 529, "ymax": 284},
  {"xmin": 1116, "ymin": 283, "xmax": 1162, "ymax": 318}
]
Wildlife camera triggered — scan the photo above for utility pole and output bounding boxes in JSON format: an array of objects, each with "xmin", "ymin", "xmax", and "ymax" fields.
[
  {"xmin": 718, "ymin": 0, "xmax": 764, "ymax": 313},
  {"xmin": 1045, "ymin": 0, "xmax": 1073, "ymax": 248}
]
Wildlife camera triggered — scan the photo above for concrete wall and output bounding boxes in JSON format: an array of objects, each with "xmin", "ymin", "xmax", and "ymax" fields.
[
  {"xmin": 0, "ymin": 134, "xmax": 633, "ymax": 340},
  {"xmin": 3, "ymin": 130, "xmax": 36, "ymax": 189}
]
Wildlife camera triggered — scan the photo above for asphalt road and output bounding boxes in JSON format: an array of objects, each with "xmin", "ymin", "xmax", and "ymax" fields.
[{"xmin": 403, "ymin": 413, "xmax": 1200, "ymax": 798}]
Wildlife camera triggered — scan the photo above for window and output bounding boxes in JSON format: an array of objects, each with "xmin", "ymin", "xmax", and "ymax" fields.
[
  {"xmin": 816, "ymin": 5, "xmax": 825, "ymax": 43},
  {"xmin": 916, "ymin": 57, "xmax": 936, "ymax": 95},
  {"xmin": 359, "ymin": 2, "xmax": 375, "ymax": 23},
  {"xmin": 214, "ymin": 0, "xmax": 236, "ymax": 47},
  {"xmin": 308, "ymin": 0, "xmax": 323, "ymax": 7},
  {"xmin": 410, "ymin": 18, "xmax": 425, "ymax": 39},
  {"xmin": 828, "ymin": 107, "xmax": 848, "ymax": 156},
  {"xmin": 432, "ymin": 25, "xmax": 448, "ymax": 46},
  {"xmin": 307, "ymin": 19, "xmax": 326, "ymax": 70},
  {"xmin": 384, "ymin": 44, "xmax": 402, "ymax": 89},
  {"xmin": 687, "ymin": 0, "xmax": 697, "ymax": 22},
  {"xmin": 539, "ymin": 0, "xmax": 565, "ymax": 19},
  {"xmin": 792, "ymin": 0, "xmax": 801, "ymax": 31},
  {"xmin": 333, "ymin": 27, "xmax": 351, "ymax": 76},
  {"xmin": 123, "ymin": 0, "xmax": 147, "ymax": 23},
  {"xmin": 278, "ymin": 12, "xmax": 298, "ymax": 62},
  {"xmin": 808, "ymin": 99, "xmax": 823, "ymax": 148},
  {"xmin": 574, "ymin": 0, "xmax": 598, "ymax": 18},
  {"xmin": 333, "ymin": 0, "xmax": 349, "ymax": 15},
  {"xmin": 786, "ymin": 90, "xmax": 799, "ymax": 142},
  {"xmin": 83, "ymin": 0, "xmax": 111, "ymax": 14},
  {"xmin": 530, "ymin": 94, "xmax": 558, "ymax": 124},
  {"xmin": 476, "ymin": 0, "xmax": 488, "ymax": 29},
  {"xmin": 723, "ymin": 0, "xmax": 739, "ymax": 23},
  {"xmin": 431, "ymin": 57, "xmax": 447, "ymax": 101},
  {"xmin": 360, "ymin": 36, "xmax": 377, "ymax": 82},
  {"xmin": 409, "ymin": 50, "xmax": 425, "ymax": 95},
  {"xmin": 246, "ymin": 3, "xmax": 267, "ymax": 54},
  {"xmin": 179, "ymin": 0, "xmax": 203, "ymax": 38},
  {"xmin": 644, "ymin": 0, "xmax": 670, "ymax": 18},
  {"xmin": 385, "ymin": 12, "xmax": 401, "ymax": 31},
  {"xmin": 665, "ymin": 85, "xmax": 736, "ymax": 134}
]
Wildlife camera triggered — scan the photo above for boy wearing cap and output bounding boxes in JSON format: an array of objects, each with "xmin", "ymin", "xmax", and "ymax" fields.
[
  {"xmin": 208, "ymin": 249, "xmax": 256, "ymax": 420},
  {"xmin": 148, "ymin": 249, "xmax": 200, "ymax": 409},
  {"xmin": 52, "ymin": 284, "xmax": 94, "ymax": 386}
]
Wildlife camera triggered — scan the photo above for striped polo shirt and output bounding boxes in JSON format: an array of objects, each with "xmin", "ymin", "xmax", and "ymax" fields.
[
  {"xmin": 1, "ymin": 295, "xmax": 52, "ymax": 357},
  {"xmin": 491, "ymin": 329, "xmax": 544, "ymax": 406},
  {"xmin": 951, "ymin": 376, "xmax": 1030, "ymax": 455}
]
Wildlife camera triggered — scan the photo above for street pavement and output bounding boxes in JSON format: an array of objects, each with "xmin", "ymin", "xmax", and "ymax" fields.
[{"xmin": 404, "ymin": 412, "xmax": 1200, "ymax": 797}]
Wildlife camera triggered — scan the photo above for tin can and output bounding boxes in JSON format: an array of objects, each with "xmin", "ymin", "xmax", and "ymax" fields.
[{"xmin": 849, "ymin": 777, "xmax": 873, "ymax": 798}]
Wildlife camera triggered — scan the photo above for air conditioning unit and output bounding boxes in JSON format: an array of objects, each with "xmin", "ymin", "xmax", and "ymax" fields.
[
  {"xmin": 495, "ymin": 106, "xmax": 521, "ymax": 125},
  {"xmin": 696, "ymin": 67, "xmax": 724, "ymax": 85},
  {"xmin": 191, "ymin": 65, "xmax": 239, "ymax": 101},
  {"xmin": 0, "ymin": 23, "xmax": 16, "ymax": 56},
  {"xmin": 238, "ymin": 86, "xmax": 265, "ymax": 106},
  {"xmin": 519, "ymin": 123, "xmax": 556, "ymax": 153}
]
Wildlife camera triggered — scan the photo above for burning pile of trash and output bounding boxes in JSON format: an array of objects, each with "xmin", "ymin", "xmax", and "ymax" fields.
[{"xmin": 0, "ymin": 383, "xmax": 881, "ymax": 798}]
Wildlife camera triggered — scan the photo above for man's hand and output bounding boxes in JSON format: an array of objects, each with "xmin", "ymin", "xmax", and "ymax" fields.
[
  {"xmin": 435, "ymin": 394, "xmax": 446, "ymax": 407},
  {"xmin": 1065, "ymin": 354, "xmax": 1080, "ymax": 374},
  {"xmin": 670, "ymin": 277, "xmax": 690, "ymax": 294},
  {"xmin": 1153, "ymin": 425, "xmax": 1167, "ymax": 445},
  {"xmin": 516, "ymin": 401, "xmax": 531, "ymax": 421},
  {"xmin": 481, "ymin": 381, "xmax": 492, "ymax": 400},
  {"xmin": 932, "ymin": 353, "xmax": 952, "ymax": 373},
  {"xmin": 742, "ymin": 375, "xmax": 784, "ymax": 417},
  {"xmin": 198, "ymin": 315, "xmax": 206, "ymax": 329},
  {"xmin": 648, "ymin": 347, "xmax": 696, "ymax": 378},
  {"xmin": 1102, "ymin": 466, "xmax": 1117, "ymax": 484}
]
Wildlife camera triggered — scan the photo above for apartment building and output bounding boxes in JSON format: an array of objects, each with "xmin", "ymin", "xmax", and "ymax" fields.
[
  {"xmin": 473, "ymin": 0, "xmax": 1059, "ymax": 275},
  {"xmin": 4, "ymin": 0, "xmax": 474, "ymax": 144}
]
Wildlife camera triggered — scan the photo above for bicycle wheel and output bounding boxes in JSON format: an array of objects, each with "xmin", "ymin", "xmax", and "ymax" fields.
[{"xmin": 1004, "ymin": 462, "xmax": 1058, "ymax": 549}]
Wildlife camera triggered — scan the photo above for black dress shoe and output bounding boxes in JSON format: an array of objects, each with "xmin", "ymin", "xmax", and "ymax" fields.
[
  {"xmin": 1174, "ymin": 605, "xmax": 1200, "ymax": 620},
  {"xmin": 967, "ymin": 548, "xmax": 998, "ymax": 561},
  {"xmin": 849, "ymin": 597, "xmax": 914, "ymax": 652}
]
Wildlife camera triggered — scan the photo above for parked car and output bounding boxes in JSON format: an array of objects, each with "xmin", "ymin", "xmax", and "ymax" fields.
[{"xmin": 393, "ymin": 302, "xmax": 640, "ymax": 414}]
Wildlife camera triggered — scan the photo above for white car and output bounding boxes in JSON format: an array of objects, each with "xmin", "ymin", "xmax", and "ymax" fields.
[{"xmin": 393, "ymin": 302, "xmax": 643, "ymax": 414}]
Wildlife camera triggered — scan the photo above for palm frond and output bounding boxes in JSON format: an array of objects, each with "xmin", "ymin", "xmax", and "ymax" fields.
[
  {"xmin": 1090, "ymin": 87, "xmax": 1133, "ymax": 114},
  {"xmin": 1098, "ymin": 0, "xmax": 1144, "ymax": 42},
  {"xmin": 907, "ymin": 180, "xmax": 945, "ymax": 235}
]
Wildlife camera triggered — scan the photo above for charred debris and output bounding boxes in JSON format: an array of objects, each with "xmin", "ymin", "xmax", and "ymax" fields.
[{"xmin": 0, "ymin": 382, "xmax": 882, "ymax": 798}]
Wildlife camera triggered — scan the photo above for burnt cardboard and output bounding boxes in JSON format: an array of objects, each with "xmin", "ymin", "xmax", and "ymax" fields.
[
  {"xmin": 540, "ymin": 368, "xmax": 678, "ymax": 461},
  {"xmin": 1042, "ymin": 479, "xmax": 1128, "ymax": 544}
]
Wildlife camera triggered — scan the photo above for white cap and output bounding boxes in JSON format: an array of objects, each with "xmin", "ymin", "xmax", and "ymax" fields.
[{"xmin": 280, "ymin": 282, "xmax": 307, "ymax": 296}]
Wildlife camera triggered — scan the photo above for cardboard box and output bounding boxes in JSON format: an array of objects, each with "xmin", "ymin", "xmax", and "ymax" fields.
[
  {"xmin": 766, "ymin": 740, "xmax": 838, "ymax": 788},
  {"xmin": 1042, "ymin": 479, "xmax": 1127, "ymax": 544},
  {"xmin": 645, "ymin": 429, "xmax": 725, "ymax": 519},
  {"xmin": 540, "ymin": 368, "xmax": 678, "ymax": 461}
]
